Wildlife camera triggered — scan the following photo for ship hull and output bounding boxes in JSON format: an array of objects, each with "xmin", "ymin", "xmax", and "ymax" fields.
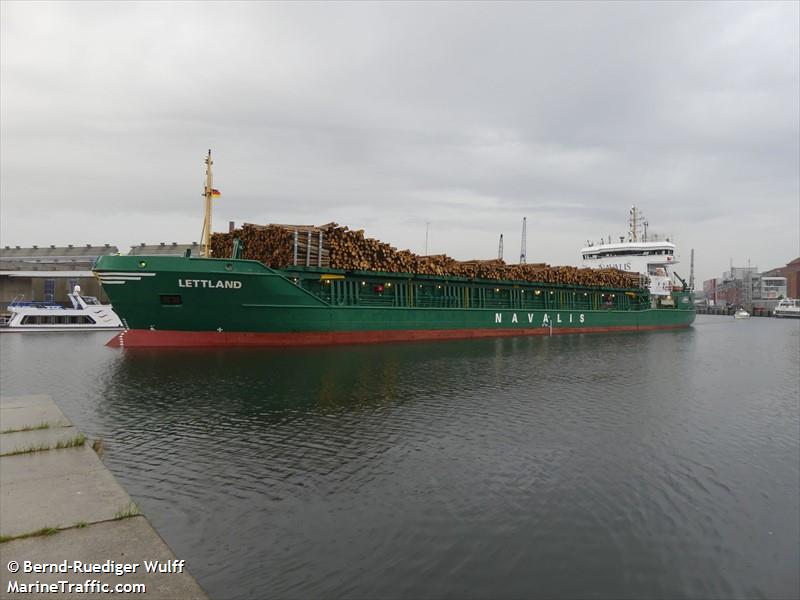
[
  {"xmin": 108, "ymin": 321, "xmax": 693, "ymax": 348},
  {"xmin": 94, "ymin": 255, "xmax": 695, "ymax": 348}
]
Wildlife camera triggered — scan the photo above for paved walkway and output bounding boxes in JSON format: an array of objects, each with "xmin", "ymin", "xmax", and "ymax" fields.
[{"xmin": 0, "ymin": 395, "xmax": 208, "ymax": 599}]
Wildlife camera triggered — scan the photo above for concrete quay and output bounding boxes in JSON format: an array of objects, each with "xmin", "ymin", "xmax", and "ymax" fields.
[{"xmin": 0, "ymin": 395, "xmax": 207, "ymax": 599}]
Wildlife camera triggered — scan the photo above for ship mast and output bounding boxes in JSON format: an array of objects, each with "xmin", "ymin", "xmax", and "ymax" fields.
[
  {"xmin": 628, "ymin": 205, "xmax": 646, "ymax": 243},
  {"xmin": 201, "ymin": 150, "xmax": 214, "ymax": 258},
  {"xmin": 629, "ymin": 205, "xmax": 638, "ymax": 242}
]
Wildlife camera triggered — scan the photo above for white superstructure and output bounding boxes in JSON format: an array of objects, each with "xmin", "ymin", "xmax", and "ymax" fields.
[
  {"xmin": 0, "ymin": 286, "xmax": 123, "ymax": 332},
  {"xmin": 580, "ymin": 206, "xmax": 680, "ymax": 297}
]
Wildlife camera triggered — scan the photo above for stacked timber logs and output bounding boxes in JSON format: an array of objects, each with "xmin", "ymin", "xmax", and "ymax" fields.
[
  {"xmin": 209, "ymin": 223, "xmax": 646, "ymax": 289},
  {"xmin": 248, "ymin": 223, "xmax": 332, "ymax": 267},
  {"xmin": 209, "ymin": 224, "xmax": 296, "ymax": 266}
]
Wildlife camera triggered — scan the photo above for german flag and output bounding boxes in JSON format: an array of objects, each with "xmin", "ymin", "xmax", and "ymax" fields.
[{"xmin": 211, "ymin": 189, "xmax": 221, "ymax": 197}]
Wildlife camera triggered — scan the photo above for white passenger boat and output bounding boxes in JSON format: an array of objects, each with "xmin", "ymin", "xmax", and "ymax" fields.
[
  {"xmin": 734, "ymin": 308, "xmax": 751, "ymax": 320},
  {"xmin": 0, "ymin": 286, "xmax": 123, "ymax": 332},
  {"xmin": 774, "ymin": 298, "xmax": 800, "ymax": 318}
]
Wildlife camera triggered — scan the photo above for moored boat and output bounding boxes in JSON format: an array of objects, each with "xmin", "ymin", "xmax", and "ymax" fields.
[
  {"xmin": 0, "ymin": 286, "xmax": 123, "ymax": 332},
  {"xmin": 774, "ymin": 298, "xmax": 800, "ymax": 318}
]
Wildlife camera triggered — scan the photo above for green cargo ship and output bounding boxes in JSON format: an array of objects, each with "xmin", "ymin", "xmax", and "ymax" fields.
[
  {"xmin": 93, "ymin": 152, "xmax": 695, "ymax": 348},
  {"xmin": 94, "ymin": 254, "xmax": 695, "ymax": 348}
]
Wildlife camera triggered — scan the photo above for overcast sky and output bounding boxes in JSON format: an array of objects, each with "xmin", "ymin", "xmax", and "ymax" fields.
[{"xmin": 1, "ymin": 1, "xmax": 798, "ymax": 283}]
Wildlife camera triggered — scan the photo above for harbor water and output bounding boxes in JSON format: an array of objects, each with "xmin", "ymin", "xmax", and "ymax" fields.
[{"xmin": 1, "ymin": 315, "xmax": 798, "ymax": 599}]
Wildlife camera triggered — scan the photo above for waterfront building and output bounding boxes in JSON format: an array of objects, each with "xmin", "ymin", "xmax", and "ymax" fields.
[
  {"xmin": 763, "ymin": 258, "xmax": 800, "ymax": 299},
  {"xmin": 0, "ymin": 243, "xmax": 203, "ymax": 313},
  {"xmin": 702, "ymin": 278, "xmax": 718, "ymax": 304},
  {"xmin": 760, "ymin": 276, "xmax": 788, "ymax": 300},
  {"xmin": 0, "ymin": 244, "xmax": 118, "ymax": 312},
  {"xmin": 704, "ymin": 260, "xmax": 796, "ymax": 312},
  {"xmin": 714, "ymin": 266, "xmax": 759, "ymax": 308}
]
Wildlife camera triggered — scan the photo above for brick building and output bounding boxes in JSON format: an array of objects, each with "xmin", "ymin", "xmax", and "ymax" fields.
[{"xmin": 764, "ymin": 257, "xmax": 800, "ymax": 299}]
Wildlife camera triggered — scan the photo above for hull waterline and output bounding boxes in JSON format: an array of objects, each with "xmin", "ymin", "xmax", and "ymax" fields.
[
  {"xmin": 107, "ymin": 323, "xmax": 692, "ymax": 348},
  {"xmin": 1, "ymin": 326, "xmax": 124, "ymax": 334}
]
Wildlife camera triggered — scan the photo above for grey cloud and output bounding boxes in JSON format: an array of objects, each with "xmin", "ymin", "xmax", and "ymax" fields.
[{"xmin": 1, "ymin": 1, "xmax": 797, "ymax": 282}]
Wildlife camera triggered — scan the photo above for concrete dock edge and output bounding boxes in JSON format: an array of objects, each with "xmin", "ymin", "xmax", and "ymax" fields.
[{"xmin": 0, "ymin": 394, "xmax": 208, "ymax": 599}]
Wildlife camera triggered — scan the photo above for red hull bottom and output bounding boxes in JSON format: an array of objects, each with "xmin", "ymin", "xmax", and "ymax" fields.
[{"xmin": 107, "ymin": 324, "xmax": 690, "ymax": 348}]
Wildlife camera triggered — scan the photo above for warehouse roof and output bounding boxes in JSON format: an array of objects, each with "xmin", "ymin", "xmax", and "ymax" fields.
[
  {"xmin": 0, "ymin": 270, "xmax": 93, "ymax": 278},
  {"xmin": 0, "ymin": 244, "xmax": 119, "ymax": 261},
  {"xmin": 127, "ymin": 242, "xmax": 201, "ymax": 256},
  {"xmin": 0, "ymin": 262, "xmax": 101, "ymax": 272},
  {"xmin": 0, "ymin": 245, "xmax": 119, "ymax": 271}
]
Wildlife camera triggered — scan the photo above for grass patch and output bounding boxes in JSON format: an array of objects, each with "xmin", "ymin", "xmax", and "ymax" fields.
[
  {"xmin": 113, "ymin": 503, "xmax": 141, "ymax": 520},
  {"xmin": 0, "ymin": 526, "xmax": 59, "ymax": 544},
  {"xmin": 0, "ymin": 521, "xmax": 99, "ymax": 544},
  {"xmin": 1, "ymin": 422, "xmax": 51, "ymax": 434},
  {"xmin": 2, "ymin": 434, "xmax": 86, "ymax": 456},
  {"xmin": 3, "ymin": 443, "xmax": 51, "ymax": 456},
  {"xmin": 55, "ymin": 434, "xmax": 86, "ymax": 449}
]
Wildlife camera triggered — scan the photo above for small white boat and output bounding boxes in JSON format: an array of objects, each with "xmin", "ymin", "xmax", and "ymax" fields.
[
  {"xmin": 0, "ymin": 286, "xmax": 123, "ymax": 332},
  {"xmin": 733, "ymin": 308, "xmax": 750, "ymax": 320},
  {"xmin": 774, "ymin": 298, "xmax": 800, "ymax": 318}
]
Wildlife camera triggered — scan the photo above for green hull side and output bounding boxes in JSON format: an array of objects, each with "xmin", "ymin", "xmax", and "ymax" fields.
[{"xmin": 94, "ymin": 255, "xmax": 695, "ymax": 334}]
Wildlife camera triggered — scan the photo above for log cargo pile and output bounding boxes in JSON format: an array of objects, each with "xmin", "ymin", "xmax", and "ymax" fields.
[
  {"xmin": 210, "ymin": 224, "xmax": 296, "ymax": 267},
  {"xmin": 210, "ymin": 223, "xmax": 646, "ymax": 289},
  {"xmin": 242, "ymin": 223, "xmax": 332, "ymax": 267}
]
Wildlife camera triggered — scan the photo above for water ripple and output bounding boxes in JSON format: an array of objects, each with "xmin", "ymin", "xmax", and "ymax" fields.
[{"xmin": 1, "ymin": 317, "xmax": 798, "ymax": 599}]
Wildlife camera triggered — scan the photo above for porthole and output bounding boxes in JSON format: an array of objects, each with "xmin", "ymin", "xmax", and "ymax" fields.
[{"xmin": 139, "ymin": 261, "xmax": 147, "ymax": 268}]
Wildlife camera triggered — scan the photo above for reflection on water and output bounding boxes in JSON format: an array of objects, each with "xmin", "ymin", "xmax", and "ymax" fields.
[{"xmin": 1, "ymin": 317, "xmax": 798, "ymax": 599}]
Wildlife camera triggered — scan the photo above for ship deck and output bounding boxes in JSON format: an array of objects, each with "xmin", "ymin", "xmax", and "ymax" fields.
[{"xmin": 279, "ymin": 265, "xmax": 656, "ymax": 312}]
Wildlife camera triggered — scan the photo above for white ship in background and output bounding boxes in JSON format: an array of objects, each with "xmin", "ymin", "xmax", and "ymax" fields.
[{"xmin": 581, "ymin": 207, "xmax": 687, "ymax": 298}]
